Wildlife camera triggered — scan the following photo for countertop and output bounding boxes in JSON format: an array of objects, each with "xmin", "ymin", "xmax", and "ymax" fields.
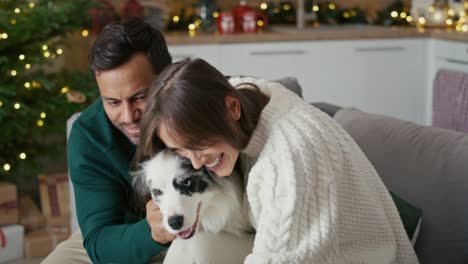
[
  {"xmin": 62, "ymin": 25, "xmax": 467, "ymax": 71},
  {"xmin": 164, "ymin": 25, "xmax": 468, "ymax": 45}
]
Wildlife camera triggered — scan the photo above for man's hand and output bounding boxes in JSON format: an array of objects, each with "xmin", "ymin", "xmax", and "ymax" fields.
[{"xmin": 146, "ymin": 200, "xmax": 176, "ymax": 244}]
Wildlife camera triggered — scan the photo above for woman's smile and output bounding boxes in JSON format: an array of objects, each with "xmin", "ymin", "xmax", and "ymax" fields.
[{"xmin": 205, "ymin": 153, "xmax": 224, "ymax": 170}]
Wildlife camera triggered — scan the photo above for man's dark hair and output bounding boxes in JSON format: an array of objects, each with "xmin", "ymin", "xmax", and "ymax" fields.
[{"xmin": 89, "ymin": 18, "xmax": 172, "ymax": 75}]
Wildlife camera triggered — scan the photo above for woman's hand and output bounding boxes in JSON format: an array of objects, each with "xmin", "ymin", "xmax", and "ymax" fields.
[{"xmin": 146, "ymin": 200, "xmax": 176, "ymax": 244}]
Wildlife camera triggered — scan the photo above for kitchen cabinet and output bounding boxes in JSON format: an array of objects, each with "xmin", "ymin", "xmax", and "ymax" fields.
[
  {"xmin": 168, "ymin": 44, "xmax": 221, "ymax": 69},
  {"xmin": 169, "ymin": 38, "xmax": 433, "ymax": 125},
  {"xmin": 219, "ymin": 39, "xmax": 427, "ymax": 124},
  {"xmin": 219, "ymin": 42, "xmax": 310, "ymax": 82},
  {"xmin": 344, "ymin": 39, "xmax": 427, "ymax": 124}
]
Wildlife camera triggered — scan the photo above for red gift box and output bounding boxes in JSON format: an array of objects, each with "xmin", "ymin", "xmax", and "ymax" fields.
[{"xmin": 0, "ymin": 225, "xmax": 24, "ymax": 263}]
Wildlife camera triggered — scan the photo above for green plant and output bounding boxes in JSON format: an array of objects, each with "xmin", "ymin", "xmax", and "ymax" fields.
[{"xmin": 0, "ymin": 0, "xmax": 99, "ymax": 191}]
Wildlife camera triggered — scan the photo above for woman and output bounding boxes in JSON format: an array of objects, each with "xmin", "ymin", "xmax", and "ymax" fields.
[{"xmin": 136, "ymin": 58, "xmax": 418, "ymax": 263}]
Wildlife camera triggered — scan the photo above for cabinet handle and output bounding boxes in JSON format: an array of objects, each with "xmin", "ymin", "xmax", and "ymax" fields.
[
  {"xmin": 354, "ymin": 47, "xmax": 406, "ymax": 53},
  {"xmin": 250, "ymin": 50, "xmax": 306, "ymax": 56},
  {"xmin": 445, "ymin": 58, "xmax": 468, "ymax": 66}
]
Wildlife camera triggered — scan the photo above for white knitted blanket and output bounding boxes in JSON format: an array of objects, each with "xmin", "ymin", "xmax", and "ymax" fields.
[{"xmin": 229, "ymin": 77, "xmax": 419, "ymax": 264}]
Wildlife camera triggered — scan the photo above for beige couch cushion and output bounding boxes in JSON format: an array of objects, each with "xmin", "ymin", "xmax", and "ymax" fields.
[{"xmin": 334, "ymin": 108, "xmax": 468, "ymax": 264}]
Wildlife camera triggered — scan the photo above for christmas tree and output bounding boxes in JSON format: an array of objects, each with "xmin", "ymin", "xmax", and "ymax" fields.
[{"xmin": 0, "ymin": 0, "xmax": 99, "ymax": 191}]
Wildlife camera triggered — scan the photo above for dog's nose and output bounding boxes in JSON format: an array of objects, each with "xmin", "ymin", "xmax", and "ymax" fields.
[{"xmin": 168, "ymin": 215, "xmax": 184, "ymax": 230}]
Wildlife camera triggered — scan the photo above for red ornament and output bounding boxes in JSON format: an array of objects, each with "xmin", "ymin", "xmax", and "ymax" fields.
[
  {"xmin": 241, "ymin": 10, "xmax": 257, "ymax": 33},
  {"xmin": 232, "ymin": 1, "xmax": 252, "ymax": 32},
  {"xmin": 122, "ymin": 0, "xmax": 144, "ymax": 20},
  {"xmin": 217, "ymin": 11, "xmax": 235, "ymax": 34},
  {"xmin": 89, "ymin": 0, "xmax": 118, "ymax": 36},
  {"xmin": 230, "ymin": 1, "xmax": 268, "ymax": 33}
]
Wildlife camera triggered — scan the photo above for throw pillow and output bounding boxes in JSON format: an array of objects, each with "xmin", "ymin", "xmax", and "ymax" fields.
[{"xmin": 389, "ymin": 190, "xmax": 422, "ymax": 246}]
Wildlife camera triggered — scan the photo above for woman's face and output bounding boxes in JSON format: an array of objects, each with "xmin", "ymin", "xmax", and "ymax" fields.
[{"xmin": 158, "ymin": 122, "xmax": 240, "ymax": 177}]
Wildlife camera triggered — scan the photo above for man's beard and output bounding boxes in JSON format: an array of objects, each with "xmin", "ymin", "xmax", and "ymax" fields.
[{"xmin": 118, "ymin": 126, "xmax": 140, "ymax": 145}]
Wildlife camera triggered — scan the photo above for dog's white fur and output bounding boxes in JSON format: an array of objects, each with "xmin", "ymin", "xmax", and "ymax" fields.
[{"xmin": 133, "ymin": 150, "xmax": 254, "ymax": 263}]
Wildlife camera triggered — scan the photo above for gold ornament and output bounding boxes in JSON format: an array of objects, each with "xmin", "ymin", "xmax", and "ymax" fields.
[{"xmin": 66, "ymin": 89, "xmax": 86, "ymax": 104}]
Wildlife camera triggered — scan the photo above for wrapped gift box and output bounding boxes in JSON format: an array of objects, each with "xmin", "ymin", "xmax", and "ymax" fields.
[
  {"xmin": 0, "ymin": 182, "xmax": 18, "ymax": 225},
  {"xmin": 19, "ymin": 195, "xmax": 46, "ymax": 232},
  {"xmin": 0, "ymin": 225, "xmax": 24, "ymax": 263},
  {"xmin": 38, "ymin": 173, "xmax": 70, "ymax": 230},
  {"xmin": 24, "ymin": 229, "xmax": 69, "ymax": 258}
]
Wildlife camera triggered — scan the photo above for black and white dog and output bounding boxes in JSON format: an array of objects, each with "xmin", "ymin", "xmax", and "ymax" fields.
[{"xmin": 133, "ymin": 150, "xmax": 254, "ymax": 263}]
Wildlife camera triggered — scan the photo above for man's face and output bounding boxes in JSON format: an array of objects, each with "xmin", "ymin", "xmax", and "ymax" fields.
[{"xmin": 96, "ymin": 53, "xmax": 156, "ymax": 144}]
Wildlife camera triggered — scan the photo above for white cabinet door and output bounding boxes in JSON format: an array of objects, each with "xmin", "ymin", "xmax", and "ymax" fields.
[
  {"xmin": 301, "ymin": 39, "xmax": 427, "ymax": 124},
  {"xmin": 220, "ymin": 39, "xmax": 427, "ymax": 124},
  {"xmin": 432, "ymin": 39, "xmax": 468, "ymax": 75},
  {"xmin": 168, "ymin": 44, "xmax": 221, "ymax": 69},
  {"xmin": 434, "ymin": 39, "xmax": 468, "ymax": 67},
  {"xmin": 345, "ymin": 39, "xmax": 428, "ymax": 124},
  {"xmin": 219, "ymin": 41, "xmax": 351, "ymax": 108},
  {"xmin": 297, "ymin": 41, "xmax": 367, "ymax": 111},
  {"xmin": 219, "ymin": 42, "xmax": 310, "ymax": 83}
]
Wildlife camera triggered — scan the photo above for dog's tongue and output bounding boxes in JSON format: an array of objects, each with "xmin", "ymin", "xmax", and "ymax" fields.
[{"xmin": 178, "ymin": 227, "xmax": 193, "ymax": 239}]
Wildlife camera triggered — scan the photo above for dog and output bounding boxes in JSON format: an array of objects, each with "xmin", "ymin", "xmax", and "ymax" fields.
[{"xmin": 133, "ymin": 150, "xmax": 254, "ymax": 264}]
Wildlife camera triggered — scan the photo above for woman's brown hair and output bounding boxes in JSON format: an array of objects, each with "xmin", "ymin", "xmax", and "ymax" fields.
[{"xmin": 134, "ymin": 58, "xmax": 269, "ymax": 164}]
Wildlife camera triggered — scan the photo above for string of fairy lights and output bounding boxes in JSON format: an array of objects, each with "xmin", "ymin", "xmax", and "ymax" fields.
[
  {"xmin": 166, "ymin": 1, "xmax": 468, "ymax": 33},
  {"xmin": 2, "ymin": 1, "xmax": 467, "ymax": 174},
  {"xmin": 0, "ymin": 2, "xmax": 92, "ymax": 174},
  {"xmin": 405, "ymin": 1, "xmax": 467, "ymax": 30}
]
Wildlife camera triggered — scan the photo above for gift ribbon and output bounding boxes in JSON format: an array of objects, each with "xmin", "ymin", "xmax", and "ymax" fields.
[
  {"xmin": 38, "ymin": 176, "xmax": 68, "ymax": 217},
  {"xmin": 0, "ymin": 200, "xmax": 17, "ymax": 211},
  {"xmin": 0, "ymin": 228, "xmax": 6, "ymax": 248},
  {"xmin": 48, "ymin": 184, "xmax": 60, "ymax": 216}
]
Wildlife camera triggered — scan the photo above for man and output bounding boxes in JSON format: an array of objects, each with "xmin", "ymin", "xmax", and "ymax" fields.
[{"xmin": 43, "ymin": 18, "xmax": 176, "ymax": 264}]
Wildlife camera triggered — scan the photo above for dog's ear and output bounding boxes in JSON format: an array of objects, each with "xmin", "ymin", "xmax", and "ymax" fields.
[
  {"xmin": 129, "ymin": 163, "xmax": 152, "ymax": 216},
  {"xmin": 178, "ymin": 156, "xmax": 199, "ymax": 172},
  {"xmin": 131, "ymin": 163, "xmax": 150, "ymax": 199}
]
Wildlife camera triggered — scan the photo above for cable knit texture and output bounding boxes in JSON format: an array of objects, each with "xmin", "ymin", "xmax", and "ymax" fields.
[{"xmin": 229, "ymin": 77, "xmax": 419, "ymax": 264}]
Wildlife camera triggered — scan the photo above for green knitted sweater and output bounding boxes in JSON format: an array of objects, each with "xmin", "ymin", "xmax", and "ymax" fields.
[{"xmin": 68, "ymin": 99, "xmax": 165, "ymax": 264}]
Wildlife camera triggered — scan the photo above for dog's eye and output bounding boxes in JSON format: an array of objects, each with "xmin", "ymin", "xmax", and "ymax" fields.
[
  {"xmin": 182, "ymin": 179, "xmax": 192, "ymax": 187},
  {"xmin": 152, "ymin": 188, "xmax": 163, "ymax": 196}
]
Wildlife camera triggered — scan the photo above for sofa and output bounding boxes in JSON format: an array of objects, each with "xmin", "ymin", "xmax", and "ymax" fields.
[
  {"xmin": 314, "ymin": 103, "xmax": 468, "ymax": 264},
  {"xmin": 279, "ymin": 77, "xmax": 468, "ymax": 263},
  {"xmin": 67, "ymin": 78, "xmax": 468, "ymax": 263}
]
